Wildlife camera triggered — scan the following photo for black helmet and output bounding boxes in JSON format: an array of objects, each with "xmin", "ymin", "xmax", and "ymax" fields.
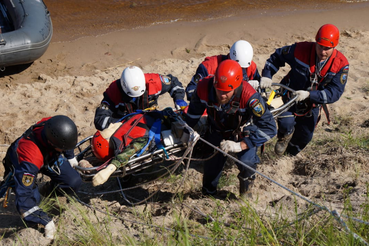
[{"xmin": 44, "ymin": 115, "xmax": 78, "ymax": 151}]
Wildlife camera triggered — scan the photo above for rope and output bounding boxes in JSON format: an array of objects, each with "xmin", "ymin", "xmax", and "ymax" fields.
[
  {"xmin": 198, "ymin": 137, "xmax": 369, "ymax": 245},
  {"xmin": 175, "ymin": 150, "xmax": 218, "ymax": 162},
  {"xmin": 74, "ymin": 106, "xmax": 369, "ymax": 243},
  {"xmin": 79, "ymin": 130, "xmax": 200, "ymax": 205},
  {"xmin": 77, "ymin": 133, "xmax": 369, "ymax": 244}
]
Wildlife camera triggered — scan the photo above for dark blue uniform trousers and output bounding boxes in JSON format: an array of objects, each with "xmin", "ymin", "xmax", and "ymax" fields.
[
  {"xmin": 277, "ymin": 107, "xmax": 320, "ymax": 156},
  {"xmin": 202, "ymin": 131, "xmax": 260, "ymax": 195}
]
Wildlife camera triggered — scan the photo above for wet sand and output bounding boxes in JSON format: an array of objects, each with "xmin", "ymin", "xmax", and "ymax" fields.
[
  {"xmin": 0, "ymin": 0, "xmax": 368, "ymax": 86},
  {"xmin": 43, "ymin": 0, "xmax": 358, "ymax": 42}
]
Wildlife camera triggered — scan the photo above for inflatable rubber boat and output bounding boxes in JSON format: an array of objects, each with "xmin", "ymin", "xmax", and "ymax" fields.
[{"xmin": 0, "ymin": 0, "xmax": 53, "ymax": 69}]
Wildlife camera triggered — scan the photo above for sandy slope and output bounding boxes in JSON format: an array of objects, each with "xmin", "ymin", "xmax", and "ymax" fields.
[{"xmin": 1, "ymin": 3, "xmax": 369, "ymax": 244}]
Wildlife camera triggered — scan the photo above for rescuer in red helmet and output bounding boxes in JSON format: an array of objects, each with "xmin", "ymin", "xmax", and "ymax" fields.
[
  {"xmin": 260, "ymin": 24, "xmax": 349, "ymax": 156},
  {"xmin": 185, "ymin": 40, "xmax": 261, "ymax": 101},
  {"xmin": 185, "ymin": 60, "xmax": 277, "ymax": 199}
]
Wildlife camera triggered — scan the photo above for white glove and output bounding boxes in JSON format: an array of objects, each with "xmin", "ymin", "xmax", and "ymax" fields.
[
  {"xmin": 220, "ymin": 140, "xmax": 243, "ymax": 153},
  {"xmin": 92, "ymin": 164, "xmax": 117, "ymax": 186},
  {"xmin": 248, "ymin": 80, "xmax": 259, "ymax": 90},
  {"xmin": 260, "ymin": 77, "xmax": 273, "ymax": 89},
  {"xmin": 68, "ymin": 157, "xmax": 78, "ymax": 168},
  {"xmin": 295, "ymin": 90, "xmax": 310, "ymax": 102},
  {"xmin": 45, "ymin": 221, "xmax": 56, "ymax": 239}
]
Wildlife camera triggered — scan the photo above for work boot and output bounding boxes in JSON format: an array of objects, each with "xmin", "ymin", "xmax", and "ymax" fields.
[
  {"xmin": 238, "ymin": 176, "xmax": 254, "ymax": 200},
  {"xmin": 274, "ymin": 128, "xmax": 295, "ymax": 156}
]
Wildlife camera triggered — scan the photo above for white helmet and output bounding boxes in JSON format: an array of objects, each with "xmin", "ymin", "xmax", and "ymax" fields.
[
  {"xmin": 229, "ymin": 40, "xmax": 254, "ymax": 68},
  {"xmin": 120, "ymin": 66, "xmax": 146, "ymax": 97}
]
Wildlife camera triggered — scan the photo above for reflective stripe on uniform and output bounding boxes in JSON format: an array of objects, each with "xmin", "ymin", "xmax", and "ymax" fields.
[
  {"xmin": 321, "ymin": 90, "xmax": 328, "ymax": 104},
  {"xmin": 102, "ymin": 117, "xmax": 110, "ymax": 129},
  {"xmin": 170, "ymin": 86, "xmax": 184, "ymax": 96},
  {"xmin": 265, "ymin": 61, "xmax": 278, "ymax": 73},
  {"xmin": 22, "ymin": 206, "xmax": 40, "ymax": 218}
]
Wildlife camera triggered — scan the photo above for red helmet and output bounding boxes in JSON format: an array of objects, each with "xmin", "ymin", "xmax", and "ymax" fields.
[
  {"xmin": 214, "ymin": 60, "xmax": 243, "ymax": 91},
  {"xmin": 315, "ymin": 24, "xmax": 339, "ymax": 48},
  {"xmin": 91, "ymin": 131, "xmax": 113, "ymax": 161}
]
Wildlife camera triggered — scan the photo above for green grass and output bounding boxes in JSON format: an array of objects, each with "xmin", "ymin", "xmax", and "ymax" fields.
[
  {"xmin": 218, "ymin": 172, "xmax": 238, "ymax": 190},
  {"xmin": 33, "ymin": 190, "xmax": 369, "ymax": 245}
]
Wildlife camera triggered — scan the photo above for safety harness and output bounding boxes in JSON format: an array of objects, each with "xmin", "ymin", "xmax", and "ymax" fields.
[
  {"xmin": 123, "ymin": 90, "xmax": 150, "ymax": 114},
  {"xmin": 206, "ymin": 83, "xmax": 248, "ymax": 139},
  {"xmin": 292, "ymin": 43, "xmax": 340, "ymax": 125}
]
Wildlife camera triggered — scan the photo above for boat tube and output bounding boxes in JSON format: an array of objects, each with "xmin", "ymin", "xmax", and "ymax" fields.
[{"xmin": 0, "ymin": 0, "xmax": 53, "ymax": 69}]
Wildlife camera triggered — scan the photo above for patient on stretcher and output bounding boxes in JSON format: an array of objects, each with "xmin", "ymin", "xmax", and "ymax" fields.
[{"xmin": 79, "ymin": 109, "xmax": 188, "ymax": 186}]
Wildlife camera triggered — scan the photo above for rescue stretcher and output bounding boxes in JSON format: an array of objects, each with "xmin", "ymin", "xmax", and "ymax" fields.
[
  {"xmin": 74, "ymin": 107, "xmax": 196, "ymax": 182},
  {"xmin": 75, "ymin": 137, "xmax": 188, "ymax": 181},
  {"xmin": 73, "ymin": 83, "xmax": 297, "ymax": 182}
]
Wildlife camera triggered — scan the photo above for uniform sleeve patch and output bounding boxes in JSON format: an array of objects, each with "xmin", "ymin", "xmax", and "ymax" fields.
[
  {"xmin": 250, "ymin": 98, "xmax": 265, "ymax": 117},
  {"xmin": 340, "ymin": 66, "xmax": 349, "ymax": 84},
  {"xmin": 340, "ymin": 73, "xmax": 348, "ymax": 85},
  {"xmin": 160, "ymin": 75, "xmax": 171, "ymax": 85},
  {"xmin": 22, "ymin": 173, "xmax": 35, "ymax": 187},
  {"xmin": 194, "ymin": 74, "xmax": 202, "ymax": 83},
  {"xmin": 282, "ymin": 46, "xmax": 290, "ymax": 55}
]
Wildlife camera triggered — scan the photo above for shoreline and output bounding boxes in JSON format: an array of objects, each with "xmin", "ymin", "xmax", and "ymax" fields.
[
  {"xmin": 1, "ymin": 2, "xmax": 369, "ymax": 87},
  {"xmin": 40, "ymin": 2, "xmax": 369, "ymax": 70},
  {"xmin": 48, "ymin": 1, "xmax": 369, "ymax": 43}
]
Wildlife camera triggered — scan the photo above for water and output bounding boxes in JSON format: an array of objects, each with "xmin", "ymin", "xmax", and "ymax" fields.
[{"xmin": 43, "ymin": 0, "xmax": 368, "ymax": 42}]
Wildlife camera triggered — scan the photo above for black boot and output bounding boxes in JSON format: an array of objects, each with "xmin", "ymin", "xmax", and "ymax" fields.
[
  {"xmin": 274, "ymin": 128, "xmax": 295, "ymax": 156},
  {"xmin": 238, "ymin": 176, "xmax": 254, "ymax": 200}
]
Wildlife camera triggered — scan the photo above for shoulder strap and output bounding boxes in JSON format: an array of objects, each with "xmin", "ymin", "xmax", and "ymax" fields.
[
  {"xmin": 226, "ymin": 85, "xmax": 243, "ymax": 115},
  {"xmin": 22, "ymin": 122, "xmax": 45, "ymax": 139},
  {"xmin": 21, "ymin": 121, "xmax": 57, "ymax": 167},
  {"xmin": 139, "ymin": 89, "xmax": 149, "ymax": 109},
  {"xmin": 120, "ymin": 113, "xmax": 148, "ymax": 151}
]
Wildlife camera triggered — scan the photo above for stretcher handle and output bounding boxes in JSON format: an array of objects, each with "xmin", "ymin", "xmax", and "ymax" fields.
[{"xmin": 269, "ymin": 83, "xmax": 298, "ymax": 117}]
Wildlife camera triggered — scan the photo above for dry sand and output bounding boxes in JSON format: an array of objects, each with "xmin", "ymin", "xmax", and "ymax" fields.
[
  {"xmin": 0, "ymin": 3, "xmax": 368, "ymax": 143},
  {"xmin": 1, "ymin": 3, "xmax": 369, "ymax": 244}
]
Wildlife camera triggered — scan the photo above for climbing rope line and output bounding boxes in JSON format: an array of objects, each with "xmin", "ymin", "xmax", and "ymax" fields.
[
  {"xmin": 75, "ymin": 126, "xmax": 369, "ymax": 244},
  {"xmin": 198, "ymin": 137, "xmax": 369, "ymax": 245}
]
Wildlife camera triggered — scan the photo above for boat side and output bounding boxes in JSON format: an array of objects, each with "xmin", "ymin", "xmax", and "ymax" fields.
[{"xmin": 0, "ymin": 0, "xmax": 53, "ymax": 68}]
